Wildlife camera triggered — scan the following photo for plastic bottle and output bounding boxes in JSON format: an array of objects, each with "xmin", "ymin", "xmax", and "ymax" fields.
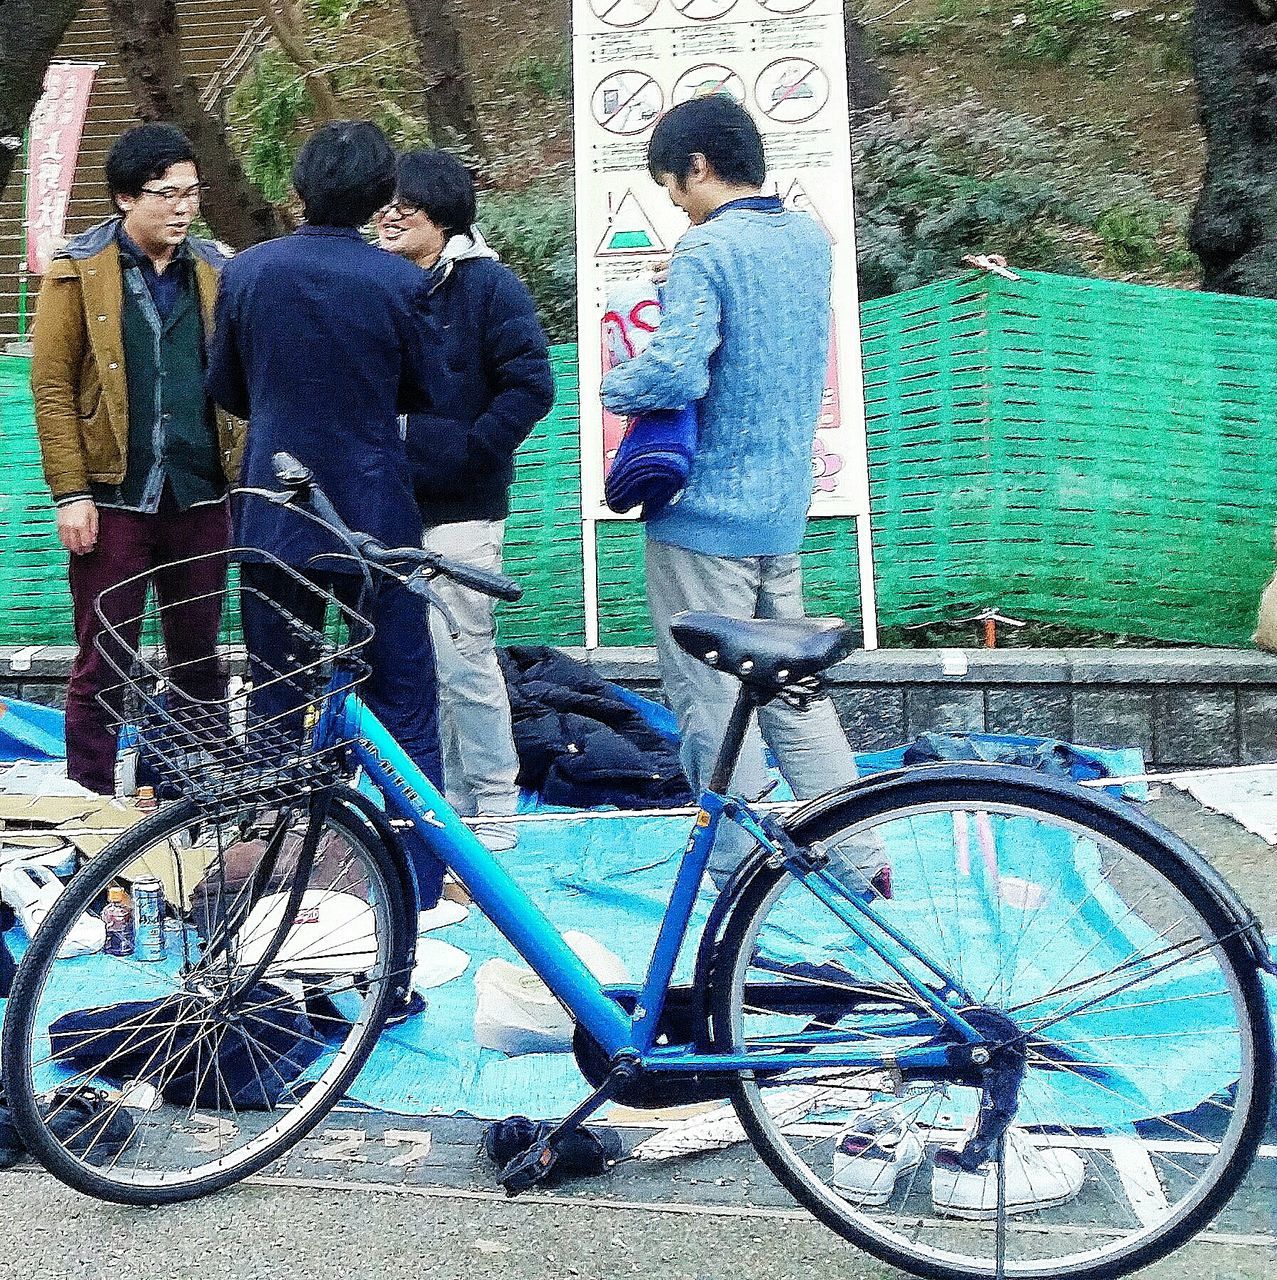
[{"xmin": 102, "ymin": 886, "xmax": 134, "ymax": 957}]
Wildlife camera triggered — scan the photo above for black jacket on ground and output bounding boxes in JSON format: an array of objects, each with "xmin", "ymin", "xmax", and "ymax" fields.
[
  {"xmin": 499, "ymin": 646, "xmax": 694, "ymax": 810},
  {"xmin": 405, "ymin": 234, "xmax": 555, "ymax": 525}
]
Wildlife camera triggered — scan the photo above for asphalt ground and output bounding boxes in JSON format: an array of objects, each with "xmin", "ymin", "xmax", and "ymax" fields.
[{"xmin": 0, "ymin": 786, "xmax": 1272, "ymax": 1279}]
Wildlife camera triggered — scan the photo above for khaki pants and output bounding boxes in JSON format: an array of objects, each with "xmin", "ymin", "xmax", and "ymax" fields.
[
  {"xmin": 424, "ymin": 520, "xmax": 520, "ymax": 817},
  {"xmin": 645, "ymin": 539, "xmax": 860, "ymax": 882}
]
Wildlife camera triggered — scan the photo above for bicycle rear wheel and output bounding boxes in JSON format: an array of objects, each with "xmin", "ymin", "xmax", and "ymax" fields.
[
  {"xmin": 2, "ymin": 794, "xmax": 409, "ymax": 1204},
  {"xmin": 708, "ymin": 768, "xmax": 1273, "ymax": 1280}
]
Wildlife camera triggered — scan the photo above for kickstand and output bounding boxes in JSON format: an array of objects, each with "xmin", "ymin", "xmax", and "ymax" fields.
[{"xmin": 498, "ymin": 1055, "xmax": 637, "ymax": 1196}]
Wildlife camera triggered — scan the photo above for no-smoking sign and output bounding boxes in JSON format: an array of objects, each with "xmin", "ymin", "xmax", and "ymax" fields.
[
  {"xmin": 671, "ymin": 62, "xmax": 747, "ymax": 107},
  {"xmin": 589, "ymin": 0, "xmax": 659, "ymax": 27},
  {"xmin": 755, "ymin": 57, "xmax": 829, "ymax": 124},
  {"xmin": 671, "ymin": 0, "xmax": 739, "ymax": 21}
]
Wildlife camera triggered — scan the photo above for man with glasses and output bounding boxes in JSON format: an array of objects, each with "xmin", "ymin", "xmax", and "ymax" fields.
[
  {"xmin": 30, "ymin": 122, "xmax": 240, "ymax": 795},
  {"xmin": 376, "ymin": 150, "xmax": 554, "ymax": 845}
]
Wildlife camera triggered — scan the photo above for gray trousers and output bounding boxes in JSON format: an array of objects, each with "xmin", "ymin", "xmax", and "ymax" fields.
[
  {"xmin": 424, "ymin": 520, "xmax": 521, "ymax": 817},
  {"xmin": 645, "ymin": 539, "xmax": 862, "ymax": 882}
]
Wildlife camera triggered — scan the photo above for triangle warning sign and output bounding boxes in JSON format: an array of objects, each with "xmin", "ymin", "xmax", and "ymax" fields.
[
  {"xmin": 781, "ymin": 179, "xmax": 835, "ymax": 244},
  {"xmin": 596, "ymin": 190, "xmax": 667, "ymax": 257}
]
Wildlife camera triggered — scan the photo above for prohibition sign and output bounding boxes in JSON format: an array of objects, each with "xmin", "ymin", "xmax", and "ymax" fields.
[
  {"xmin": 590, "ymin": 0, "xmax": 659, "ymax": 27},
  {"xmin": 756, "ymin": 0, "xmax": 817, "ymax": 13},
  {"xmin": 592, "ymin": 69, "xmax": 664, "ymax": 136},
  {"xmin": 671, "ymin": 0, "xmax": 740, "ymax": 21},
  {"xmin": 672, "ymin": 62, "xmax": 747, "ymax": 106},
  {"xmin": 756, "ymin": 57, "xmax": 828, "ymax": 124}
]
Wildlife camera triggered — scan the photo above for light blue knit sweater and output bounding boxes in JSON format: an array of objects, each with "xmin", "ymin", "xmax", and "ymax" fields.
[{"xmin": 601, "ymin": 198, "xmax": 831, "ymax": 558}]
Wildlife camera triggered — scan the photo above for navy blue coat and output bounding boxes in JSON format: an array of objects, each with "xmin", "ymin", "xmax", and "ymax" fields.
[
  {"xmin": 207, "ymin": 224, "xmax": 437, "ymax": 565},
  {"xmin": 405, "ymin": 248, "xmax": 554, "ymax": 526}
]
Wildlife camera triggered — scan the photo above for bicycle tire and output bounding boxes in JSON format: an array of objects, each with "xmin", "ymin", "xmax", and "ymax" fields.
[
  {"xmin": 2, "ymin": 794, "xmax": 409, "ymax": 1205},
  {"xmin": 708, "ymin": 767, "xmax": 1273, "ymax": 1280}
]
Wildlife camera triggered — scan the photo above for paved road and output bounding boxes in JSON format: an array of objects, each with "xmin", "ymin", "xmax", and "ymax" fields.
[{"xmin": 0, "ymin": 1169, "xmax": 1272, "ymax": 1280}]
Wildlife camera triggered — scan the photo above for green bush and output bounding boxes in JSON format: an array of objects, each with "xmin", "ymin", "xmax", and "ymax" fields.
[
  {"xmin": 481, "ymin": 183, "xmax": 577, "ymax": 344},
  {"xmin": 513, "ymin": 52, "xmax": 572, "ymax": 101},
  {"xmin": 873, "ymin": 23, "xmax": 935, "ymax": 57},
  {"xmin": 1162, "ymin": 243, "xmax": 1201, "ymax": 277},
  {"xmin": 228, "ymin": 51, "xmax": 311, "ymax": 203},
  {"xmin": 312, "ymin": 0, "xmax": 366, "ymax": 24},
  {"xmin": 852, "ymin": 99, "xmax": 1150, "ymax": 298},
  {"xmin": 1155, "ymin": 25, "xmax": 1193, "ymax": 76},
  {"xmin": 1095, "ymin": 205, "xmax": 1159, "ymax": 271},
  {"xmin": 1010, "ymin": 0, "xmax": 1104, "ymax": 63}
]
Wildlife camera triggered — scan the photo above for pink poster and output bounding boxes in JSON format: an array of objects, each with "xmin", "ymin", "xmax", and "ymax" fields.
[{"xmin": 25, "ymin": 62, "xmax": 98, "ymax": 275}]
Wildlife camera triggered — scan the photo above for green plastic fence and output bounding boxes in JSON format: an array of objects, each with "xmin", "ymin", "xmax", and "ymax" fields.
[
  {"xmin": 864, "ymin": 271, "xmax": 1277, "ymax": 644},
  {"xmin": 1, "ymin": 352, "xmax": 69, "ymax": 645},
  {"xmin": 4, "ymin": 268, "xmax": 1277, "ymax": 650}
]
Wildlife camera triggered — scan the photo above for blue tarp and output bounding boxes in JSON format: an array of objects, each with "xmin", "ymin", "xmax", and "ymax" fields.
[
  {"xmin": 0, "ymin": 696, "xmax": 65, "ymax": 762},
  {"xmin": 2, "ymin": 696, "xmax": 1267, "ymax": 1127},
  {"xmin": 11, "ymin": 802, "xmax": 1266, "ymax": 1128}
]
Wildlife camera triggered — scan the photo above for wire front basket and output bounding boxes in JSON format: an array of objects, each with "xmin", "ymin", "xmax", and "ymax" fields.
[{"xmin": 94, "ymin": 548, "xmax": 373, "ymax": 818}]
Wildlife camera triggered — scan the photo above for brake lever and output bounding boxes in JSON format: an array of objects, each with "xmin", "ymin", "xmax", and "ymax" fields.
[
  {"xmin": 235, "ymin": 485, "xmax": 300, "ymax": 507},
  {"xmin": 404, "ymin": 567, "xmax": 460, "ymax": 639}
]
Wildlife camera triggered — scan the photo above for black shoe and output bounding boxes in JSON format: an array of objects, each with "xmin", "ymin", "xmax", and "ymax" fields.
[
  {"xmin": 0, "ymin": 1091, "xmax": 23, "ymax": 1169},
  {"xmin": 384, "ymin": 990, "xmax": 426, "ymax": 1027},
  {"xmin": 484, "ymin": 1116, "xmax": 622, "ymax": 1193}
]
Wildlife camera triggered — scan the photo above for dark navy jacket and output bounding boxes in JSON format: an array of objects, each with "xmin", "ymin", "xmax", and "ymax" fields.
[
  {"xmin": 207, "ymin": 224, "xmax": 437, "ymax": 565},
  {"xmin": 404, "ymin": 233, "xmax": 554, "ymax": 526}
]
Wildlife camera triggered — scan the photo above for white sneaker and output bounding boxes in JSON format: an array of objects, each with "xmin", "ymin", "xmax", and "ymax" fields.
[
  {"xmin": 830, "ymin": 1103, "xmax": 925, "ymax": 1207},
  {"xmin": 931, "ymin": 1127, "xmax": 1085, "ymax": 1219},
  {"xmin": 469, "ymin": 820, "xmax": 518, "ymax": 853},
  {"xmin": 417, "ymin": 900, "xmax": 469, "ymax": 934}
]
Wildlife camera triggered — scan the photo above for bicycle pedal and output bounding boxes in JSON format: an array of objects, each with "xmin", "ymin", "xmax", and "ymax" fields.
[{"xmin": 498, "ymin": 1141, "xmax": 558, "ymax": 1196}]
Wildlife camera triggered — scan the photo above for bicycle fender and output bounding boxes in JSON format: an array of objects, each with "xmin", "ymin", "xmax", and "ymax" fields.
[
  {"xmin": 327, "ymin": 786, "xmax": 423, "ymax": 991},
  {"xmin": 781, "ymin": 763, "xmax": 1276, "ymax": 978},
  {"xmin": 691, "ymin": 842, "xmax": 785, "ymax": 1032}
]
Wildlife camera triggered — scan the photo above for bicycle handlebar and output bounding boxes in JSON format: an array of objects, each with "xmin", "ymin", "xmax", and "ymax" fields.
[{"xmin": 270, "ymin": 452, "xmax": 524, "ymax": 604}]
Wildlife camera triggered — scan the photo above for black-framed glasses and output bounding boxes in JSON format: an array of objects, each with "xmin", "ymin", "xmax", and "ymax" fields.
[
  {"xmin": 138, "ymin": 183, "xmax": 209, "ymax": 206},
  {"xmin": 376, "ymin": 201, "xmax": 423, "ymax": 221}
]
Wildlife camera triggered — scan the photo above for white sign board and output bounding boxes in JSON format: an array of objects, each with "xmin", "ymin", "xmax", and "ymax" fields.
[{"xmin": 571, "ymin": 0, "xmax": 877, "ymax": 645}]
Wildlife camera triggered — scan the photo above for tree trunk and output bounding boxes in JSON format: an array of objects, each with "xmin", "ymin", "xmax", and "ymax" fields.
[
  {"xmin": 249, "ymin": 0, "xmax": 341, "ymax": 122},
  {"xmin": 0, "ymin": 1, "xmax": 84, "ymax": 198},
  {"xmin": 400, "ymin": 0, "xmax": 487, "ymax": 161},
  {"xmin": 105, "ymin": 0, "xmax": 290, "ymax": 247},
  {"xmin": 1189, "ymin": 0, "xmax": 1277, "ymax": 296}
]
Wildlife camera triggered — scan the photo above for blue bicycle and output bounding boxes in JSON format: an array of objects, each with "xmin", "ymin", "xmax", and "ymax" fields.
[{"xmin": 3, "ymin": 457, "xmax": 1272, "ymax": 1280}]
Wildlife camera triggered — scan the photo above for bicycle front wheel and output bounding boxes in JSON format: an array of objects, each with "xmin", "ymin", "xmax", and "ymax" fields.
[
  {"xmin": 2, "ymin": 795, "xmax": 409, "ymax": 1204},
  {"xmin": 709, "ymin": 768, "xmax": 1273, "ymax": 1280}
]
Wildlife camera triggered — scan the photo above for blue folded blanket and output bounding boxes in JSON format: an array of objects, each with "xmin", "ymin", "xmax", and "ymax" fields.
[{"xmin": 604, "ymin": 404, "xmax": 697, "ymax": 516}]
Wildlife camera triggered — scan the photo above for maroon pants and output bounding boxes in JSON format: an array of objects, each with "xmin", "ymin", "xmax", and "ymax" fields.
[{"xmin": 66, "ymin": 500, "xmax": 231, "ymax": 794}]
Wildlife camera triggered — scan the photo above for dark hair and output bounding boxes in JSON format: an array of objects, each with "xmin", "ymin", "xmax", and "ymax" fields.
[
  {"xmin": 395, "ymin": 150, "xmax": 477, "ymax": 238},
  {"xmin": 647, "ymin": 96, "xmax": 766, "ymax": 188},
  {"xmin": 292, "ymin": 121, "xmax": 397, "ymax": 227},
  {"xmin": 105, "ymin": 123, "xmax": 197, "ymax": 208}
]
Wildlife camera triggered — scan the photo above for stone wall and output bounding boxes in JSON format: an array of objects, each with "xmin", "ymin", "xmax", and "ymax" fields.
[{"xmin": 7, "ymin": 645, "xmax": 1261, "ymax": 770}]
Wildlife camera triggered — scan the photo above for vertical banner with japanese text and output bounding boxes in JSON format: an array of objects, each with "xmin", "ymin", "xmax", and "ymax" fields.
[
  {"xmin": 571, "ymin": 0, "xmax": 877, "ymax": 645},
  {"xmin": 25, "ymin": 62, "xmax": 99, "ymax": 275}
]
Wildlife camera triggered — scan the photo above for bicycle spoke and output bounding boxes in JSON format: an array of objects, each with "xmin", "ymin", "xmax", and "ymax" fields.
[
  {"xmin": 7, "ymin": 798, "xmax": 400, "ymax": 1198},
  {"xmin": 719, "ymin": 786, "xmax": 1266, "ymax": 1279}
]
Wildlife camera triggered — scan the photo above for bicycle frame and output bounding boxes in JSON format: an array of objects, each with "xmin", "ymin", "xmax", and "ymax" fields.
[{"xmin": 334, "ymin": 686, "xmax": 984, "ymax": 1078}]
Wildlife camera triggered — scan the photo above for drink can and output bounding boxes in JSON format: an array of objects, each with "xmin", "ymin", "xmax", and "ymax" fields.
[{"xmin": 132, "ymin": 877, "xmax": 167, "ymax": 961}]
